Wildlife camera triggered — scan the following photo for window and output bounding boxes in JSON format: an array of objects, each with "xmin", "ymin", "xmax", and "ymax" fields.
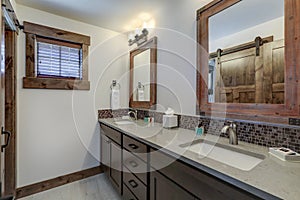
[
  {"xmin": 23, "ymin": 21, "xmax": 90, "ymax": 90},
  {"xmin": 37, "ymin": 37, "xmax": 82, "ymax": 79}
]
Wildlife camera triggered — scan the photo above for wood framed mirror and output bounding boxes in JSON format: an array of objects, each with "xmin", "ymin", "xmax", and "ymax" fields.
[
  {"xmin": 129, "ymin": 37, "xmax": 157, "ymax": 109},
  {"xmin": 197, "ymin": 0, "xmax": 300, "ymax": 123}
]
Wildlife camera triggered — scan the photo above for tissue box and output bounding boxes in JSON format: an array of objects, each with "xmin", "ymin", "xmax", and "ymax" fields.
[{"xmin": 163, "ymin": 115, "xmax": 178, "ymax": 128}]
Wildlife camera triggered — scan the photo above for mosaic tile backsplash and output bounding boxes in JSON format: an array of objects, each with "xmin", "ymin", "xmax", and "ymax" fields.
[{"xmin": 98, "ymin": 109, "xmax": 300, "ymax": 153}]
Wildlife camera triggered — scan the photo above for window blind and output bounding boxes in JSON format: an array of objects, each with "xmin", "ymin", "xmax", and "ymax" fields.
[{"xmin": 37, "ymin": 39, "xmax": 82, "ymax": 79}]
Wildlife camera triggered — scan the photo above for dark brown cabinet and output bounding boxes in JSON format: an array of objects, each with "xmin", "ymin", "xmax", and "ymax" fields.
[
  {"xmin": 123, "ymin": 171, "xmax": 147, "ymax": 200},
  {"xmin": 100, "ymin": 125, "xmax": 122, "ymax": 194},
  {"xmin": 99, "ymin": 122, "xmax": 277, "ymax": 200},
  {"xmin": 150, "ymin": 171, "xmax": 195, "ymax": 200},
  {"xmin": 123, "ymin": 183, "xmax": 138, "ymax": 200},
  {"xmin": 100, "ymin": 134, "xmax": 110, "ymax": 174},
  {"xmin": 123, "ymin": 134, "xmax": 149, "ymax": 200},
  {"xmin": 150, "ymin": 148, "xmax": 264, "ymax": 200}
]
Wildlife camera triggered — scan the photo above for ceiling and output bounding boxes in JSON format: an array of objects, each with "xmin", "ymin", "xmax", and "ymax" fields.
[
  {"xmin": 15, "ymin": 0, "xmax": 284, "ymax": 36},
  {"xmin": 15, "ymin": 0, "xmax": 210, "ymax": 33}
]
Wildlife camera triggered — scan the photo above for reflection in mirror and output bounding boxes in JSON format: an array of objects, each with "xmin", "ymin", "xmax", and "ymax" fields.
[
  {"xmin": 129, "ymin": 37, "xmax": 157, "ymax": 109},
  {"xmin": 133, "ymin": 49, "xmax": 150, "ymax": 101},
  {"xmin": 208, "ymin": 0, "xmax": 284, "ymax": 104}
]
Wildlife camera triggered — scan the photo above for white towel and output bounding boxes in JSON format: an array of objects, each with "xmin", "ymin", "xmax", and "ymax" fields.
[
  {"xmin": 137, "ymin": 89, "xmax": 145, "ymax": 101},
  {"xmin": 111, "ymin": 89, "xmax": 120, "ymax": 110}
]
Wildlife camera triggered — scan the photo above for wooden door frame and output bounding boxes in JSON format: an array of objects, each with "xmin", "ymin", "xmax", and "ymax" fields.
[{"xmin": 4, "ymin": 29, "xmax": 17, "ymax": 196}]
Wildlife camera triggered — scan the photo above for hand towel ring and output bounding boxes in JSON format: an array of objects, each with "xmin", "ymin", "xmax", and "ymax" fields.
[{"xmin": 110, "ymin": 80, "xmax": 121, "ymax": 90}]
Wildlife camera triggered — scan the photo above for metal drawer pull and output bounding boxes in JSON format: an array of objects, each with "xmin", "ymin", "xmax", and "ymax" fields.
[
  {"xmin": 129, "ymin": 160, "xmax": 138, "ymax": 168},
  {"xmin": 128, "ymin": 179, "xmax": 138, "ymax": 188},
  {"xmin": 1, "ymin": 127, "xmax": 11, "ymax": 152},
  {"xmin": 128, "ymin": 143, "xmax": 139, "ymax": 149}
]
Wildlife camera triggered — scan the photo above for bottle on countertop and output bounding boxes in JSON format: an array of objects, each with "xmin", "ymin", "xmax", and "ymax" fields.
[{"xmin": 195, "ymin": 122, "xmax": 204, "ymax": 136}]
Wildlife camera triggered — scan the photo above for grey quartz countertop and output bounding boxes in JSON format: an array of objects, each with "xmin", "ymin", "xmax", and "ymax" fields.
[{"xmin": 99, "ymin": 118, "xmax": 300, "ymax": 200}]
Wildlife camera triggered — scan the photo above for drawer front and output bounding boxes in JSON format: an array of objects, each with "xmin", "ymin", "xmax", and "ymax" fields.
[
  {"xmin": 123, "ymin": 151, "xmax": 147, "ymax": 185},
  {"xmin": 123, "ymin": 183, "xmax": 138, "ymax": 200},
  {"xmin": 150, "ymin": 148, "xmax": 259, "ymax": 200},
  {"xmin": 100, "ymin": 124, "xmax": 121, "ymax": 145},
  {"xmin": 123, "ymin": 171, "xmax": 147, "ymax": 200},
  {"xmin": 123, "ymin": 135, "xmax": 148, "ymax": 162}
]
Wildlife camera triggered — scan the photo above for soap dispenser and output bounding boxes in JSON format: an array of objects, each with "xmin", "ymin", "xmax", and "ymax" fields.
[{"xmin": 195, "ymin": 122, "xmax": 204, "ymax": 136}]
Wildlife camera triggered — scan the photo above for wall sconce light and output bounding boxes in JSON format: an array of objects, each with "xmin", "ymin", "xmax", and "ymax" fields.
[{"xmin": 128, "ymin": 28, "xmax": 149, "ymax": 46}]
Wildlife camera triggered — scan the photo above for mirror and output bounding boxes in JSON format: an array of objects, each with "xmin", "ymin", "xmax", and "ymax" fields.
[
  {"xmin": 133, "ymin": 49, "xmax": 151, "ymax": 101},
  {"xmin": 129, "ymin": 37, "xmax": 157, "ymax": 109},
  {"xmin": 208, "ymin": 0, "xmax": 284, "ymax": 104},
  {"xmin": 197, "ymin": 0, "xmax": 300, "ymax": 120}
]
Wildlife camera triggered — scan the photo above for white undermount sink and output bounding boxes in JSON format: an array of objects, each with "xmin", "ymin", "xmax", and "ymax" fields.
[
  {"xmin": 180, "ymin": 140, "xmax": 265, "ymax": 171},
  {"xmin": 114, "ymin": 120, "xmax": 135, "ymax": 125}
]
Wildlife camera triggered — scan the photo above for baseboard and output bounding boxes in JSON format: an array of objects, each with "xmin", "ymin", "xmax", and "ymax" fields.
[{"xmin": 15, "ymin": 166, "xmax": 103, "ymax": 199}]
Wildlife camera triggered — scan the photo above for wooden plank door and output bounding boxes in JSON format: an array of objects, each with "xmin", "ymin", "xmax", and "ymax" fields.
[
  {"xmin": 213, "ymin": 39, "xmax": 284, "ymax": 104},
  {"xmin": 0, "ymin": 8, "xmax": 5, "ymax": 195},
  {"xmin": 263, "ymin": 39, "xmax": 285, "ymax": 104},
  {"xmin": 215, "ymin": 47, "xmax": 257, "ymax": 103}
]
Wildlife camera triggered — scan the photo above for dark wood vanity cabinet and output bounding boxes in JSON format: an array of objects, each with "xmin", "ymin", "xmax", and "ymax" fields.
[
  {"xmin": 150, "ymin": 171, "xmax": 196, "ymax": 200},
  {"xmin": 150, "ymin": 148, "xmax": 263, "ymax": 200},
  {"xmin": 100, "ymin": 123, "xmax": 149, "ymax": 199},
  {"xmin": 123, "ymin": 134, "xmax": 149, "ymax": 200},
  {"xmin": 100, "ymin": 125, "xmax": 122, "ymax": 194},
  {"xmin": 100, "ymin": 122, "xmax": 276, "ymax": 200}
]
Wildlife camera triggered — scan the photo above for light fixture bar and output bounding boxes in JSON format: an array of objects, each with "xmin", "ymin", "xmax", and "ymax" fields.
[{"xmin": 128, "ymin": 28, "xmax": 149, "ymax": 46}]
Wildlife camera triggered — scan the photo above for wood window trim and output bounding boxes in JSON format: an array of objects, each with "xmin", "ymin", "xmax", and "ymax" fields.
[
  {"xmin": 23, "ymin": 21, "xmax": 90, "ymax": 90},
  {"xmin": 36, "ymin": 36, "xmax": 82, "ymax": 49},
  {"xmin": 196, "ymin": 0, "xmax": 300, "ymax": 124}
]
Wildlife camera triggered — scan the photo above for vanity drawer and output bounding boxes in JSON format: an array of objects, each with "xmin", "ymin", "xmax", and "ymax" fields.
[
  {"xmin": 150, "ymin": 148, "xmax": 260, "ymax": 200},
  {"xmin": 123, "ymin": 150, "xmax": 147, "ymax": 185},
  {"xmin": 100, "ymin": 124, "xmax": 121, "ymax": 145},
  {"xmin": 123, "ymin": 183, "xmax": 137, "ymax": 200},
  {"xmin": 123, "ymin": 171, "xmax": 147, "ymax": 200},
  {"xmin": 123, "ymin": 135, "xmax": 148, "ymax": 162}
]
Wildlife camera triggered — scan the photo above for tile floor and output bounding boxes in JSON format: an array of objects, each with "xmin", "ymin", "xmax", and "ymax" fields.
[{"xmin": 19, "ymin": 174, "xmax": 121, "ymax": 200}]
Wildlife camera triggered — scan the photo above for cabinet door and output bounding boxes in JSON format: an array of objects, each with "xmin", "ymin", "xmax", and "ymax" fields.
[
  {"xmin": 100, "ymin": 134, "xmax": 110, "ymax": 174},
  {"xmin": 110, "ymin": 140, "xmax": 122, "ymax": 193},
  {"xmin": 150, "ymin": 171, "xmax": 195, "ymax": 200},
  {"xmin": 100, "ymin": 134, "xmax": 122, "ymax": 194},
  {"xmin": 123, "ymin": 184, "xmax": 138, "ymax": 200}
]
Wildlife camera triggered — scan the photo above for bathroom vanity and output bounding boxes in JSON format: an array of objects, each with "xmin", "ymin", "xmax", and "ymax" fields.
[{"xmin": 99, "ymin": 118, "xmax": 300, "ymax": 200}]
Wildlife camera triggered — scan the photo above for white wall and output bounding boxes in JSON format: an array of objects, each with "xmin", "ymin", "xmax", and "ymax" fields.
[
  {"xmin": 146, "ymin": 0, "xmax": 212, "ymax": 115},
  {"xmin": 10, "ymin": 0, "xmax": 17, "ymax": 12},
  {"xmin": 17, "ymin": 4, "xmax": 129, "ymax": 187},
  {"xmin": 210, "ymin": 17, "xmax": 284, "ymax": 53}
]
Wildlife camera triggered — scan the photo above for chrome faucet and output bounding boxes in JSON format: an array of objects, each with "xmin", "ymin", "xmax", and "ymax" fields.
[
  {"xmin": 221, "ymin": 121, "xmax": 238, "ymax": 145},
  {"xmin": 128, "ymin": 110, "xmax": 138, "ymax": 120}
]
